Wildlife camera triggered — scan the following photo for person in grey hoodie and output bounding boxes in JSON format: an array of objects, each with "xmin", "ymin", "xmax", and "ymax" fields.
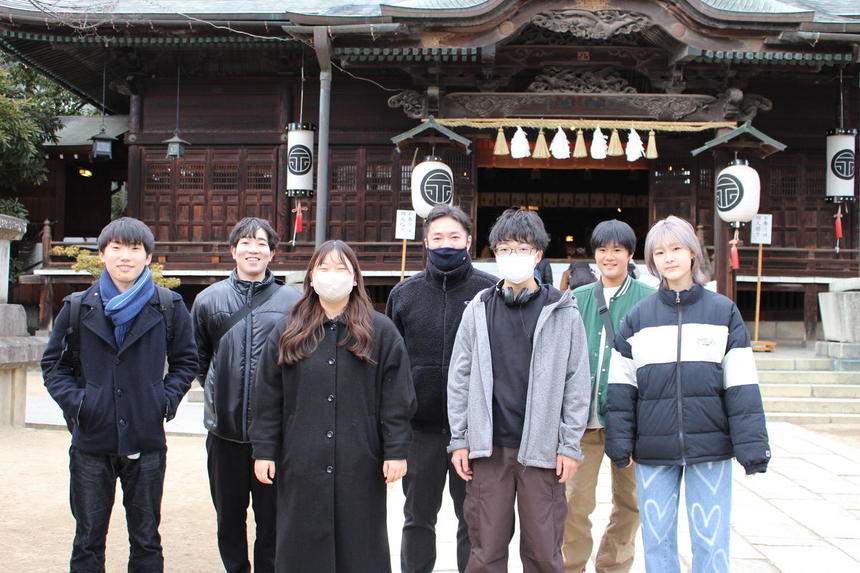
[{"xmin": 447, "ymin": 208, "xmax": 591, "ymax": 573}]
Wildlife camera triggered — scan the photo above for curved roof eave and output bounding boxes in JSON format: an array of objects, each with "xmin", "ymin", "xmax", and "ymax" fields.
[{"xmin": 681, "ymin": 0, "xmax": 844, "ymax": 24}]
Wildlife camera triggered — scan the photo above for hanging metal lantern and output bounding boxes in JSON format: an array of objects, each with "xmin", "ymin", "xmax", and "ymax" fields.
[
  {"xmin": 286, "ymin": 123, "xmax": 315, "ymax": 198},
  {"xmin": 411, "ymin": 156, "xmax": 454, "ymax": 218},
  {"xmin": 825, "ymin": 128, "xmax": 856, "ymax": 202},
  {"xmin": 90, "ymin": 127, "xmax": 114, "ymax": 160},
  {"xmin": 715, "ymin": 159, "xmax": 760, "ymax": 224},
  {"xmin": 163, "ymin": 131, "xmax": 190, "ymax": 159}
]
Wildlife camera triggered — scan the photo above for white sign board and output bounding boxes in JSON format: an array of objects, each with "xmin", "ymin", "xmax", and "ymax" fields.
[
  {"xmin": 395, "ymin": 210, "xmax": 417, "ymax": 240},
  {"xmin": 750, "ymin": 214, "xmax": 772, "ymax": 245}
]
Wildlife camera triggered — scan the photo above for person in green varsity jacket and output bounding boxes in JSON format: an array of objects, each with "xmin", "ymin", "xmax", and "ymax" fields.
[{"xmin": 563, "ymin": 220, "xmax": 654, "ymax": 573}]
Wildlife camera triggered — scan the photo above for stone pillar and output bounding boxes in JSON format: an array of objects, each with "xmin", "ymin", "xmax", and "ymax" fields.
[
  {"xmin": 0, "ymin": 305, "xmax": 45, "ymax": 426},
  {"xmin": 0, "ymin": 214, "xmax": 26, "ymax": 303},
  {"xmin": 817, "ymin": 278, "xmax": 860, "ymax": 368},
  {"xmin": 0, "ymin": 215, "xmax": 48, "ymax": 425}
]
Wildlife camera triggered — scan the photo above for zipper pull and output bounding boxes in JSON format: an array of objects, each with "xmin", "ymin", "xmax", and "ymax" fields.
[{"xmin": 675, "ymin": 291, "xmax": 681, "ymax": 304}]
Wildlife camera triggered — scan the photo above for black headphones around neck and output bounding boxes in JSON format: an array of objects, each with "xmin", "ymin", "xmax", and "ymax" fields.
[{"xmin": 495, "ymin": 280, "xmax": 541, "ymax": 307}]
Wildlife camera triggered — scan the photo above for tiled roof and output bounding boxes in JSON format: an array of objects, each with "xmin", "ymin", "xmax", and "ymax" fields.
[
  {"xmin": 691, "ymin": 49, "xmax": 854, "ymax": 64},
  {"xmin": 48, "ymin": 116, "xmax": 129, "ymax": 147},
  {"xmin": 0, "ymin": 0, "xmax": 856, "ymax": 20}
]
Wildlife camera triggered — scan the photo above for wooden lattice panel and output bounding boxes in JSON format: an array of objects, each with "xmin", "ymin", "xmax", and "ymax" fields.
[{"xmin": 139, "ymin": 146, "xmax": 278, "ymax": 243}]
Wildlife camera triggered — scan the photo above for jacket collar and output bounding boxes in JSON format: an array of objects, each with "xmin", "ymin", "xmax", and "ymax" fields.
[
  {"xmin": 80, "ymin": 286, "xmax": 164, "ymax": 352},
  {"xmin": 424, "ymin": 256, "xmax": 473, "ymax": 287},
  {"xmin": 230, "ymin": 268, "xmax": 276, "ymax": 296},
  {"xmin": 657, "ymin": 283, "xmax": 704, "ymax": 306},
  {"xmin": 599, "ymin": 274, "xmax": 633, "ymax": 300}
]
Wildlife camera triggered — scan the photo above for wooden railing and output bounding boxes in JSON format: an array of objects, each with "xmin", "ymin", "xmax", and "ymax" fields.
[{"xmin": 45, "ymin": 238, "xmax": 428, "ymax": 273}]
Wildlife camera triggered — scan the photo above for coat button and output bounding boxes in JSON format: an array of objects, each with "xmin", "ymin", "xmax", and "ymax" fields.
[
  {"xmin": 326, "ymin": 431, "xmax": 334, "ymax": 439},
  {"xmin": 326, "ymin": 465, "xmax": 334, "ymax": 474},
  {"xmin": 116, "ymin": 388, "xmax": 123, "ymax": 397},
  {"xmin": 119, "ymin": 418, "xmax": 127, "ymax": 426},
  {"xmin": 327, "ymin": 394, "xmax": 334, "ymax": 402},
  {"xmin": 328, "ymin": 358, "xmax": 336, "ymax": 365}
]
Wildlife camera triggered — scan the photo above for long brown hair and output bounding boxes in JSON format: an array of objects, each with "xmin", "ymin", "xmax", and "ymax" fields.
[{"xmin": 278, "ymin": 240, "xmax": 376, "ymax": 365}]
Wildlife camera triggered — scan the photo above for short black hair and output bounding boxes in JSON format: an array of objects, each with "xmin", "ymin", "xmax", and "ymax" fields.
[
  {"xmin": 488, "ymin": 208, "xmax": 550, "ymax": 251},
  {"xmin": 423, "ymin": 204, "xmax": 472, "ymax": 238},
  {"xmin": 590, "ymin": 219, "xmax": 636, "ymax": 254},
  {"xmin": 229, "ymin": 217, "xmax": 278, "ymax": 250},
  {"xmin": 97, "ymin": 217, "xmax": 155, "ymax": 254}
]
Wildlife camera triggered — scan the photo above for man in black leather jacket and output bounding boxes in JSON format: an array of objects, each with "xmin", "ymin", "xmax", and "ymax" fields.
[
  {"xmin": 386, "ymin": 204, "xmax": 497, "ymax": 573},
  {"xmin": 191, "ymin": 218, "xmax": 299, "ymax": 573}
]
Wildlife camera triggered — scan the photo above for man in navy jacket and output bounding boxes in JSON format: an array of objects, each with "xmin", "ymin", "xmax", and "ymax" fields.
[{"xmin": 41, "ymin": 217, "xmax": 197, "ymax": 573}]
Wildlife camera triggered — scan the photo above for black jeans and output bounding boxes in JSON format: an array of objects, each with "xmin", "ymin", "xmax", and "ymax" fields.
[
  {"xmin": 69, "ymin": 447, "xmax": 166, "ymax": 573},
  {"xmin": 401, "ymin": 429, "xmax": 470, "ymax": 573},
  {"xmin": 206, "ymin": 433, "xmax": 276, "ymax": 573}
]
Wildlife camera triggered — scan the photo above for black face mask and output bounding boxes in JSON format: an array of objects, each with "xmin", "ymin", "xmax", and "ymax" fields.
[{"xmin": 427, "ymin": 247, "xmax": 469, "ymax": 272}]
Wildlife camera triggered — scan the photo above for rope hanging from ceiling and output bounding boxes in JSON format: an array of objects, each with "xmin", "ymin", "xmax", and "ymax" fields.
[{"xmin": 430, "ymin": 118, "xmax": 737, "ymax": 132}]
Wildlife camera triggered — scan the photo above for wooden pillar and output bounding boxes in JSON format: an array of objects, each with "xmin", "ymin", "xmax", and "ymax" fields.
[
  {"xmin": 712, "ymin": 151, "xmax": 736, "ymax": 301},
  {"xmin": 126, "ymin": 93, "xmax": 143, "ymax": 218},
  {"xmin": 40, "ymin": 219, "xmax": 52, "ymax": 268},
  {"xmin": 38, "ymin": 277, "xmax": 53, "ymax": 332}
]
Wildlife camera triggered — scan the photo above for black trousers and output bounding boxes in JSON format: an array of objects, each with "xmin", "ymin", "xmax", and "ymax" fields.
[
  {"xmin": 206, "ymin": 433, "xmax": 276, "ymax": 573},
  {"xmin": 401, "ymin": 428, "xmax": 471, "ymax": 573},
  {"xmin": 69, "ymin": 447, "xmax": 166, "ymax": 573}
]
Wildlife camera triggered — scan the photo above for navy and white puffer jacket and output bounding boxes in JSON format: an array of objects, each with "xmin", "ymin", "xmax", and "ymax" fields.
[{"xmin": 604, "ymin": 284, "xmax": 770, "ymax": 475}]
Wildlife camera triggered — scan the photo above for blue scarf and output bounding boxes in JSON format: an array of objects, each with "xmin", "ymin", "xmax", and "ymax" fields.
[{"xmin": 99, "ymin": 266, "xmax": 156, "ymax": 346}]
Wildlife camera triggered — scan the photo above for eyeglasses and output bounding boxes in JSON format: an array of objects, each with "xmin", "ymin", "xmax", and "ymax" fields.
[{"xmin": 493, "ymin": 246, "xmax": 535, "ymax": 257}]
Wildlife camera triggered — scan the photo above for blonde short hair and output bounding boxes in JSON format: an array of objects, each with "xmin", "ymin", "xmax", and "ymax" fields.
[{"xmin": 644, "ymin": 215, "xmax": 708, "ymax": 288}]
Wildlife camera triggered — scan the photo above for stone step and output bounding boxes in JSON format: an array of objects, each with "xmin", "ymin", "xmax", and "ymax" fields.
[
  {"xmin": 754, "ymin": 357, "xmax": 833, "ymax": 371},
  {"xmin": 764, "ymin": 412, "xmax": 860, "ymax": 424},
  {"xmin": 763, "ymin": 397, "xmax": 860, "ymax": 414},
  {"xmin": 187, "ymin": 387, "xmax": 204, "ymax": 403},
  {"xmin": 759, "ymin": 383, "xmax": 860, "ymax": 399},
  {"xmin": 757, "ymin": 370, "xmax": 860, "ymax": 384}
]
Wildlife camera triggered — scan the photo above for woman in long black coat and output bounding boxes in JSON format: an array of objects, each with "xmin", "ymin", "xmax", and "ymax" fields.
[{"xmin": 251, "ymin": 240, "xmax": 416, "ymax": 573}]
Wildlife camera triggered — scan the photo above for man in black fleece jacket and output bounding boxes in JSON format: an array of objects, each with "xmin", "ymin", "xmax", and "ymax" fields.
[{"xmin": 386, "ymin": 204, "xmax": 496, "ymax": 573}]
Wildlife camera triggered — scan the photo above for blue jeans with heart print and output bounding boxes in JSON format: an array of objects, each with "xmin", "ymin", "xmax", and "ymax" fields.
[{"xmin": 635, "ymin": 460, "xmax": 732, "ymax": 573}]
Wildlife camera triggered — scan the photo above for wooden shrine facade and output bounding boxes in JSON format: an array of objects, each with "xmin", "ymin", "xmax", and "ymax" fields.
[{"xmin": 0, "ymin": 0, "xmax": 858, "ymax": 337}]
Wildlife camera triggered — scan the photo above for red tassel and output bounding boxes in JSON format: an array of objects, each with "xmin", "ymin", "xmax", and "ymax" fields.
[
  {"xmin": 835, "ymin": 207, "xmax": 844, "ymax": 240},
  {"xmin": 730, "ymin": 244, "xmax": 740, "ymax": 270},
  {"xmin": 295, "ymin": 211, "xmax": 303, "ymax": 234}
]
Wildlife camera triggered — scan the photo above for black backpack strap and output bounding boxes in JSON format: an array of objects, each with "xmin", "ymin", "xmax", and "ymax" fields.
[
  {"xmin": 212, "ymin": 283, "xmax": 280, "ymax": 350},
  {"xmin": 66, "ymin": 291, "xmax": 86, "ymax": 377},
  {"xmin": 156, "ymin": 286, "xmax": 175, "ymax": 345},
  {"xmin": 45, "ymin": 290, "xmax": 85, "ymax": 379},
  {"xmin": 594, "ymin": 281, "xmax": 615, "ymax": 343}
]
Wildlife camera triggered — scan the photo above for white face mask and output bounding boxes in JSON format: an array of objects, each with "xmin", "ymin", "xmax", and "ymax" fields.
[
  {"xmin": 312, "ymin": 271, "xmax": 354, "ymax": 302},
  {"xmin": 495, "ymin": 253, "xmax": 536, "ymax": 285}
]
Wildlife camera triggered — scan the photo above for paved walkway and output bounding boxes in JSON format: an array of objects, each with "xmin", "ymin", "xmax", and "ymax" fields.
[{"xmin": 20, "ymin": 369, "xmax": 860, "ymax": 572}]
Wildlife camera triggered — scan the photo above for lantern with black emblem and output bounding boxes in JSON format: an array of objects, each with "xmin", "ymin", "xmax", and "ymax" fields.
[
  {"xmin": 825, "ymin": 128, "xmax": 856, "ymax": 252},
  {"xmin": 286, "ymin": 123, "xmax": 316, "ymax": 198},
  {"xmin": 411, "ymin": 156, "xmax": 454, "ymax": 218},
  {"xmin": 716, "ymin": 159, "xmax": 760, "ymax": 269}
]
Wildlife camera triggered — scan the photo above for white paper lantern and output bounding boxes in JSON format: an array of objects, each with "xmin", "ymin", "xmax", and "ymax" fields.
[
  {"xmin": 286, "ymin": 123, "xmax": 315, "ymax": 197},
  {"xmin": 411, "ymin": 156, "xmax": 454, "ymax": 218},
  {"xmin": 715, "ymin": 159, "xmax": 760, "ymax": 224},
  {"xmin": 826, "ymin": 128, "xmax": 856, "ymax": 201}
]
